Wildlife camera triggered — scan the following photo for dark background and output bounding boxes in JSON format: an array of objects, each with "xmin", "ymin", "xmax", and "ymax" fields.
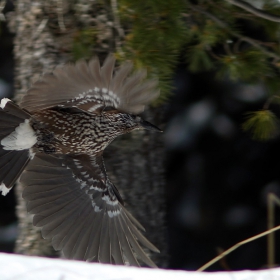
[
  {"xmin": 1, "ymin": 2, "xmax": 280, "ymax": 271},
  {"xmin": 0, "ymin": 0, "xmax": 17, "ymax": 254},
  {"xmin": 165, "ymin": 67, "xmax": 280, "ymax": 270}
]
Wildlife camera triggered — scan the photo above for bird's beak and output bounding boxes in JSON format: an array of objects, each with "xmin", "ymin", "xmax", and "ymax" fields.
[{"xmin": 140, "ymin": 120, "xmax": 163, "ymax": 132}]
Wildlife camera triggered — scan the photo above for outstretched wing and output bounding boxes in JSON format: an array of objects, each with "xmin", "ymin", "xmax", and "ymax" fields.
[
  {"xmin": 20, "ymin": 153, "xmax": 159, "ymax": 267},
  {"xmin": 20, "ymin": 55, "xmax": 159, "ymax": 115}
]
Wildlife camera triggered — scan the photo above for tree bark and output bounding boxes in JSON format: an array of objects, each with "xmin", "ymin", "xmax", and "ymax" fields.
[
  {"xmin": 9, "ymin": 0, "xmax": 167, "ymax": 267},
  {"xmin": 11, "ymin": 0, "xmax": 70, "ymax": 258}
]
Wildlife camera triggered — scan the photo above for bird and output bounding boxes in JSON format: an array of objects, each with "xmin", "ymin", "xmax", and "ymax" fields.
[{"xmin": 0, "ymin": 54, "xmax": 161, "ymax": 267}]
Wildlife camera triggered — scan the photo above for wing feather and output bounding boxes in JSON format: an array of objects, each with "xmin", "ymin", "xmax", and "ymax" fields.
[
  {"xmin": 98, "ymin": 212, "xmax": 111, "ymax": 263},
  {"xmin": 59, "ymin": 201, "xmax": 91, "ymax": 257},
  {"xmin": 118, "ymin": 214, "xmax": 156, "ymax": 267},
  {"xmin": 20, "ymin": 55, "xmax": 159, "ymax": 114},
  {"xmin": 109, "ymin": 218, "xmax": 124, "ymax": 264},
  {"xmin": 114, "ymin": 215, "xmax": 139, "ymax": 266},
  {"xmin": 20, "ymin": 153, "xmax": 158, "ymax": 267},
  {"xmin": 72, "ymin": 213, "xmax": 96, "ymax": 260},
  {"xmin": 83, "ymin": 211, "xmax": 103, "ymax": 261},
  {"xmin": 100, "ymin": 54, "xmax": 115, "ymax": 89}
]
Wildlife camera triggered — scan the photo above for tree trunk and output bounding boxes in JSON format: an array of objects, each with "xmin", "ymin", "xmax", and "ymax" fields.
[
  {"xmin": 11, "ymin": 0, "xmax": 70, "ymax": 258},
  {"xmin": 9, "ymin": 0, "xmax": 167, "ymax": 267}
]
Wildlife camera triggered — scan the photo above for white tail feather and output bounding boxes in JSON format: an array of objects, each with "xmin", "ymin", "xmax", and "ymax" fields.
[{"xmin": 1, "ymin": 119, "xmax": 37, "ymax": 151}]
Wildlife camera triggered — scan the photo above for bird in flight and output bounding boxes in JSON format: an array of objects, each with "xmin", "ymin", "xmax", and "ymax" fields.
[{"xmin": 0, "ymin": 54, "xmax": 161, "ymax": 267}]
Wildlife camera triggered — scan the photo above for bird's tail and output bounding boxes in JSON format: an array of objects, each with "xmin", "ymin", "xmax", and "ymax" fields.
[{"xmin": 0, "ymin": 98, "xmax": 37, "ymax": 196}]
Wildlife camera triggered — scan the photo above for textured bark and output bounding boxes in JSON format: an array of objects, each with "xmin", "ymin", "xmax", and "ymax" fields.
[
  {"xmin": 9, "ymin": 0, "xmax": 167, "ymax": 267},
  {"xmin": 10, "ymin": 0, "xmax": 71, "ymax": 258}
]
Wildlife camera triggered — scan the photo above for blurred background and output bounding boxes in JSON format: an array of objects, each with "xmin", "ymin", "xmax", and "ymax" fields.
[
  {"xmin": 165, "ymin": 67, "xmax": 280, "ymax": 270},
  {"xmin": 1, "ymin": 0, "xmax": 280, "ymax": 272}
]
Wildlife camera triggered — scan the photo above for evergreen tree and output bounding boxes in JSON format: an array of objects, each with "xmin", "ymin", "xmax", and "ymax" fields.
[{"xmin": 115, "ymin": 0, "xmax": 280, "ymax": 140}]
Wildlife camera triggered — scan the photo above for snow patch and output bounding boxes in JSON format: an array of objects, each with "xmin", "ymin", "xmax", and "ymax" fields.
[
  {"xmin": 0, "ymin": 98, "xmax": 11, "ymax": 109},
  {"xmin": 1, "ymin": 252, "xmax": 280, "ymax": 280},
  {"xmin": 0, "ymin": 183, "xmax": 10, "ymax": 196},
  {"xmin": 1, "ymin": 119, "xmax": 37, "ymax": 150}
]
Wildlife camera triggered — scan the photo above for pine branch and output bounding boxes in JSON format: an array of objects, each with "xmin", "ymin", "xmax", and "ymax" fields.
[
  {"xmin": 226, "ymin": 0, "xmax": 280, "ymax": 23},
  {"xmin": 242, "ymin": 110, "xmax": 278, "ymax": 140},
  {"xmin": 189, "ymin": 4, "xmax": 280, "ymax": 61}
]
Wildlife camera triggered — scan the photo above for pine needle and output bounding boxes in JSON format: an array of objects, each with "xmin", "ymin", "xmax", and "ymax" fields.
[{"xmin": 242, "ymin": 110, "xmax": 278, "ymax": 140}]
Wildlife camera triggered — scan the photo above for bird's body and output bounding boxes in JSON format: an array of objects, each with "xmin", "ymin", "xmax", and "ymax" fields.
[
  {"xmin": 0, "ymin": 55, "xmax": 161, "ymax": 267},
  {"xmin": 32, "ymin": 107, "xmax": 136, "ymax": 155}
]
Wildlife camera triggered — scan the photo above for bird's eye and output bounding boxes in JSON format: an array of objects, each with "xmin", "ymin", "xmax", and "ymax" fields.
[
  {"xmin": 103, "ymin": 106, "xmax": 115, "ymax": 112},
  {"xmin": 131, "ymin": 115, "xmax": 141, "ymax": 122}
]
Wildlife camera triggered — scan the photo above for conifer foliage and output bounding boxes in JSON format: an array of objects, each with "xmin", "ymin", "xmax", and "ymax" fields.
[{"xmin": 113, "ymin": 0, "xmax": 280, "ymax": 140}]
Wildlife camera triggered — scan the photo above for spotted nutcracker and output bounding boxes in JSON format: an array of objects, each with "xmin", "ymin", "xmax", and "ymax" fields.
[{"xmin": 0, "ymin": 54, "xmax": 161, "ymax": 267}]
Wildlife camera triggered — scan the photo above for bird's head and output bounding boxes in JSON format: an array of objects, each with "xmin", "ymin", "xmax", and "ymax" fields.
[{"xmin": 102, "ymin": 110, "xmax": 162, "ymax": 136}]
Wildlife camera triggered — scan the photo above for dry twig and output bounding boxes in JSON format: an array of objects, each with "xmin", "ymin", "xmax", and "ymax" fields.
[
  {"xmin": 197, "ymin": 224, "xmax": 280, "ymax": 271},
  {"xmin": 226, "ymin": 0, "xmax": 280, "ymax": 23}
]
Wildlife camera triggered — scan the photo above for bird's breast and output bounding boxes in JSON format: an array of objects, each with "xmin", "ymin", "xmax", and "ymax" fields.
[{"xmin": 31, "ymin": 109, "xmax": 112, "ymax": 155}]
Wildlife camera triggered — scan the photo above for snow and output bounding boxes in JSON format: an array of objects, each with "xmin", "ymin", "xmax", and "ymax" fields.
[
  {"xmin": 0, "ymin": 252, "xmax": 279, "ymax": 280},
  {"xmin": 1, "ymin": 119, "xmax": 37, "ymax": 150}
]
